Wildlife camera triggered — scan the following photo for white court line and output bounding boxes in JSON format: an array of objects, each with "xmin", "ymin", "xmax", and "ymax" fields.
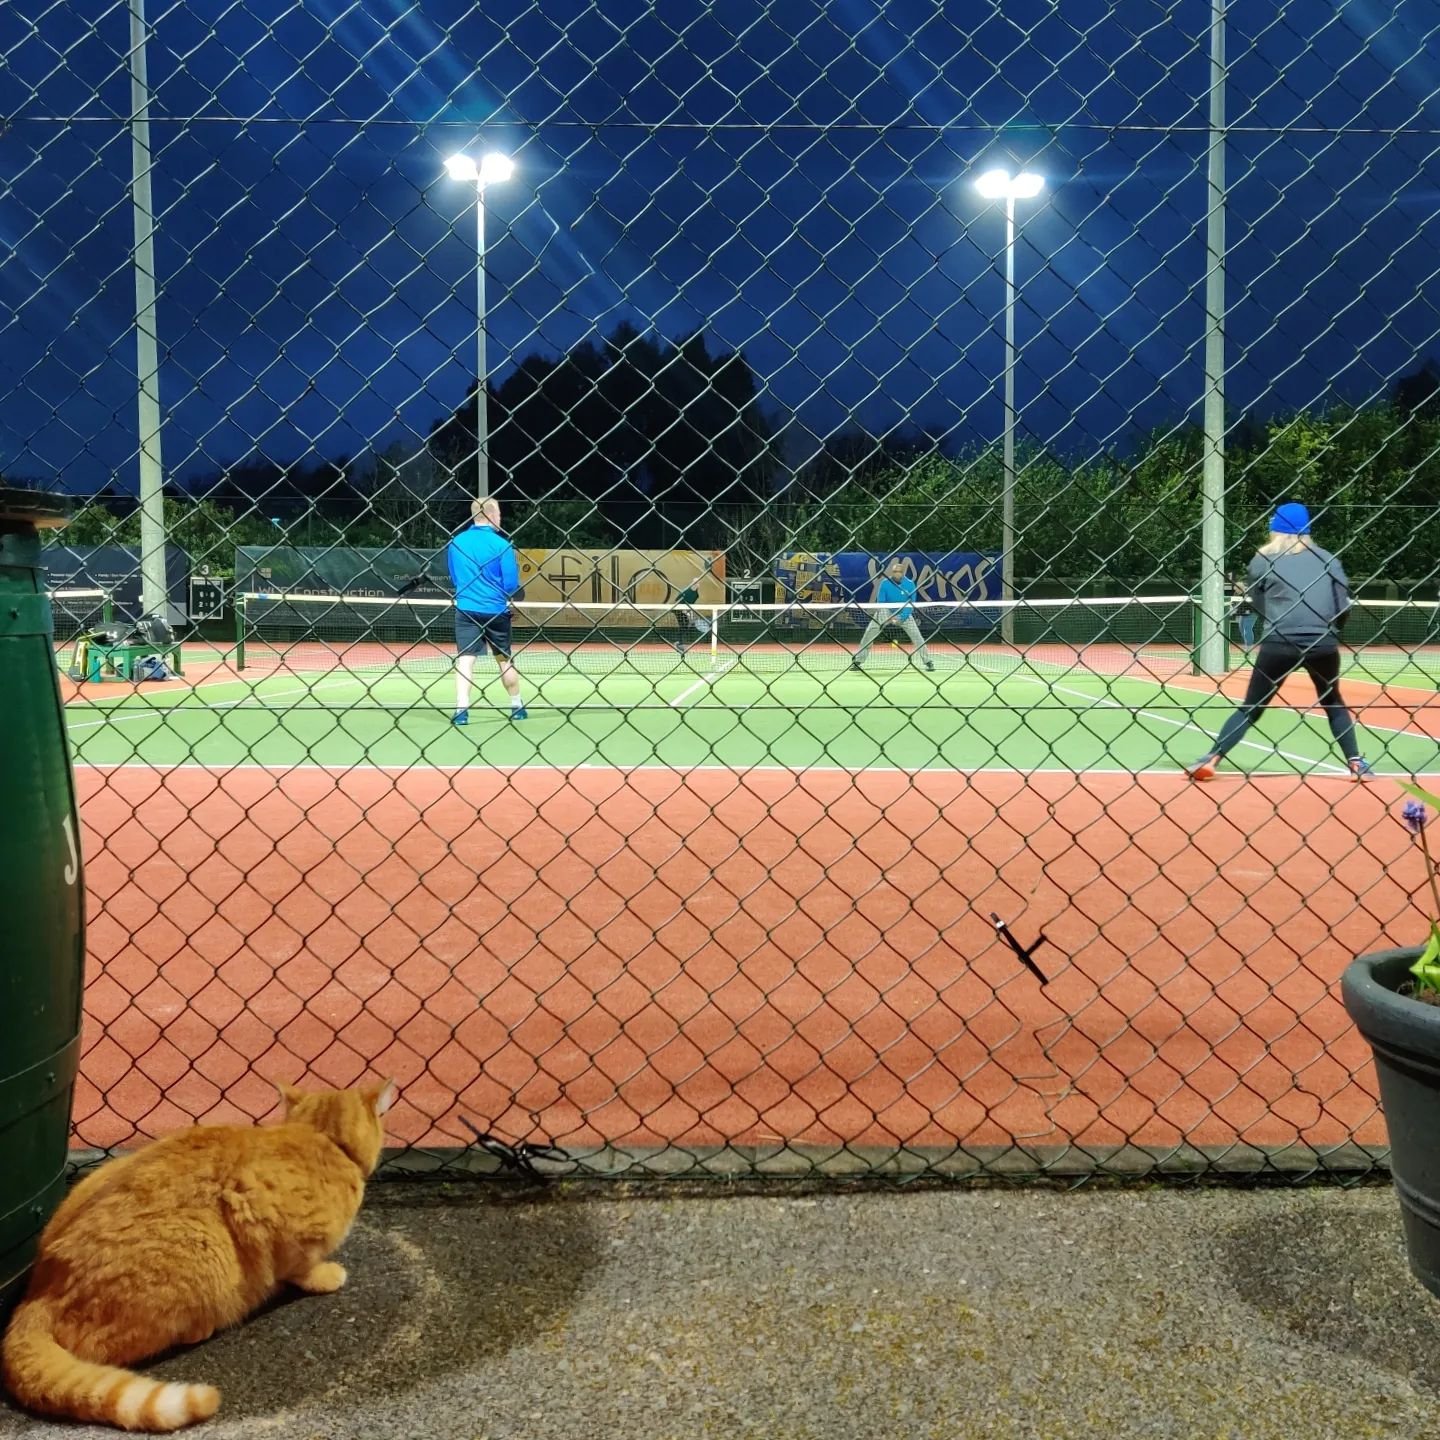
[
  {"xmin": 66, "ymin": 661, "xmax": 1420, "ymax": 781},
  {"xmin": 73, "ymin": 759, "xmax": 1439, "ymax": 784},
  {"xmin": 1327, "ymin": 707, "xmax": 1440, "ymax": 745},
  {"xmin": 1172, "ymin": 663, "xmax": 1440, "ymax": 746},
  {"xmin": 1155, "ymin": 672, "xmax": 1440, "ymax": 760},
  {"xmin": 668, "ymin": 658, "xmax": 735, "ymax": 707},
  {"xmin": 65, "ymin": 671, "xmax": 369, "ymax": 732},
  {"xmin": 1022, "ymin": 672, "xmax": 1351, "ymax": 776}
]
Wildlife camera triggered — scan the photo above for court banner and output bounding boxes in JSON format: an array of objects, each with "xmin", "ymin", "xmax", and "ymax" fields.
[
  {"xmin": 774, "ymin": 550, "xmax": 1001, "ymax": 628},
  {"xmin": 516, "ymin": 548, "xmax": 725, "ymax": 610},
  {"xmin": 235, "ymin": 545, "xmax": 726, "ymax": 613},
  {"xmin": 235, "ymin": 545, "xmax": 446, "ymax": 598},
  {"xmin": 43, "ymin": 543, "xmax": 190, "ymax": 621}
]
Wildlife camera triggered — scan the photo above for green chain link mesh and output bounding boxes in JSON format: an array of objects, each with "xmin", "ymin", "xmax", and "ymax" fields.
[{"xmin": 8, "ymin": 0, "xmax": 1440, "ymax": 1179}]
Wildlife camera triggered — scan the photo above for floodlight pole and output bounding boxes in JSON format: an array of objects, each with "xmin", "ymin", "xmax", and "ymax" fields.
[
  {"xmin": 473, "ymin": 185, "xmax": 490, "ymax": 500},
  {"xmin": 974, "ymin": 168, "xmax": 1044, "ymax": 644},
  {"xmin": 446, "ymin": 153, "xmax": 514, "ymax": 500},
  {"xmin": 128, "ymin": 0, "xmax": 167, "ymax": 618},
  {"xmin": 1002, "ymin": 193, "xmax": 1017, "ymax": 645},
  {"xmin": 1197, "ymin": 0, "xmax": 1229, "ymax": 676}
]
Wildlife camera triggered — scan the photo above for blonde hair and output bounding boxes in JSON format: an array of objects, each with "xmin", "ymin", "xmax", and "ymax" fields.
[
  {"xmin": 471, "ymin": 497, "xmax": 499, "ymax": 525},
  {"xmin": 1258, "ymin": 531, "xmax": 1311, "ymax": 557}
]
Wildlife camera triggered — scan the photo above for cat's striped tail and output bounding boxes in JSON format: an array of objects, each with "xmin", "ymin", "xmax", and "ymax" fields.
[{"xmin": 2, "ymin": 1296, "xmax": 220, "ymax": 1432}]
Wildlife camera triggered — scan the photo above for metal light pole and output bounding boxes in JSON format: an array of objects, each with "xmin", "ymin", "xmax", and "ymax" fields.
[
  {"xmin": 128, "ymin": 0, "xmax": 167, "ymax": 619},
  {"xmin": 1197, "ymin": 0, "xmax": 1229, "ymax": 676},
  {"xmin": 974, "ymin": 168, "xmax": 1045, "ymax": 644},
  {"xmin": 444, "ymin": 152, "xmax": 514, "ymax": 500}
]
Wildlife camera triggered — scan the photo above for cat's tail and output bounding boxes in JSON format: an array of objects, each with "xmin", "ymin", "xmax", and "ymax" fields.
[{"xmin": 2, "ymin": 1295, "xmax": 220, "ymax": 1432}]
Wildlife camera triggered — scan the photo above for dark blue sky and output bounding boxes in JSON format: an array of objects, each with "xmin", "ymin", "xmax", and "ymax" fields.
[{"xmin": 1, "ymin": 0, "xmax": 1438, "ymax": 492}]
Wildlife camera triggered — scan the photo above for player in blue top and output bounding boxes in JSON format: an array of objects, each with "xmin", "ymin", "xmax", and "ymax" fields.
[
  {"xmin": 447, "ymin": 497, "xmax": 526, "ymax": 725},
  {"xmin": 672, "ymin": 560, "xmax": 714, "ymax": 656},
  {"xmin": 852, "ymin": 557, "xmax": 935, "ymax": 672}
]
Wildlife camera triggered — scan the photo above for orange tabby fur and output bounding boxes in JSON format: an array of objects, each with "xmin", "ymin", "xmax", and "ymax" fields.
[{"xmin": 2, "ymin": 1079, "xmax": 395, "ymax": 1432}]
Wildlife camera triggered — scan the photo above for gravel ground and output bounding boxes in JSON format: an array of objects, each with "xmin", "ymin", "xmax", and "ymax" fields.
[{"xmin": 2, "ymin": 1181, "xmax": 1438, "ymax": 1440}]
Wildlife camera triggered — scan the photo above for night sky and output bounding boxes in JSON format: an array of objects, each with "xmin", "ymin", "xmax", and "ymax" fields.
[{"xmin": 2, "ymin": 0, "xmax": 1438, "ymax": 492}]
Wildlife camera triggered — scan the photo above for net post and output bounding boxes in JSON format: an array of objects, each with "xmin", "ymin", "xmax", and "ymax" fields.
[
  {"xmin": 102, "ymin": 590, "xmax": 114, "ymax": 627},
  {"xmin": 710, "ymin": 606, "xmax": 719, "ymax": 666},
  {"xmin": 235, "ymin": 592, "xmax": 246, "ymax": 670}
]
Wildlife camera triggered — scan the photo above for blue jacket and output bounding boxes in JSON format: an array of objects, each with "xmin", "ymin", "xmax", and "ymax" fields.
[
  {"xmin": 447, "ymin": 524, "xmax": 520, "ymax": 615},
  {"xmin": 876, "ymin": 576, "xmax": 917, "ymax": 621}
]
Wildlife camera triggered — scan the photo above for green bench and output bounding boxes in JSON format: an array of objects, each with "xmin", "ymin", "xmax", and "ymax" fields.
[{"xmin": 81, "ymin": 641, "xmax": 184, "ymax": 683}]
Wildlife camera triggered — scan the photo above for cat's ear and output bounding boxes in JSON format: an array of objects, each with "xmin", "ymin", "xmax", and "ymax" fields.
[
  {"xmin": 274, "ymin": 1081, "xmax": 303, "ymax": 1113},
  {"xmin": 365, "ymin": 1079, "xmax": 397, "ymax": 1116}
]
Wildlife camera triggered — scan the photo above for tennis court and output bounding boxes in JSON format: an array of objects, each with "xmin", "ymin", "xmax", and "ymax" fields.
[{"xmin": 61, "ymin": 603, "xmax": 1440, "ymax": 1171}]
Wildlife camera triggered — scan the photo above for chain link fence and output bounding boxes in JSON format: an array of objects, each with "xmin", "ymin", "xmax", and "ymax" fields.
[{"xmin": 7, "ymin": 0, "xmax": 1440, "ymax": 1179}]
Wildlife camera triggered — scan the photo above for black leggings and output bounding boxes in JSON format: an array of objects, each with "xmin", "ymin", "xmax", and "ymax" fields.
[{"xmin": 1210, "ymin": 640, "xmax": 1359, "ymax": 762}]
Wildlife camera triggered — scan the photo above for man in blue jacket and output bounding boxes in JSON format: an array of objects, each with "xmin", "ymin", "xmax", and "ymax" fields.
[
  {"xmin": 448, "ymin": 497, "xmax": 526, "ymax": 724},
  {"xmin": 852, "ymin": 557, "xmax": 936, "ymax": 672}
]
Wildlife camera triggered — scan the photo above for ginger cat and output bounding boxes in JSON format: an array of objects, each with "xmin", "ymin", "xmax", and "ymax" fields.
[{"xmin": 2, "ymin": 1078, "xmax": 395, "ymax": 1432}]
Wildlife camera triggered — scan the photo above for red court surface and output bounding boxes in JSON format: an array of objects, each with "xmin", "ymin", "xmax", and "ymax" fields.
[{"xmin": 71, "ymin": 760, "xmax": 1431, "ymax": 1167}]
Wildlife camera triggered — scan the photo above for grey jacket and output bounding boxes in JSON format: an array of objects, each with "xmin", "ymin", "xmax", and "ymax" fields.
[{"xmin": 1245, "ymin": 543, "xmax": 1350, "ymax": 644}]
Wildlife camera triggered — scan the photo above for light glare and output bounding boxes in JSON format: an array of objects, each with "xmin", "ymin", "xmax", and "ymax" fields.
[
  {"xmin": 477, "ymin": 153, "xmax": 515, "ymax": 185},
  {"xmin": 445, "ymin": 153, "xmax": 514, "ymax": 186},
  {"xmin": 973, "ymin": 168, "xmax": 1046, "ymax": 200}
]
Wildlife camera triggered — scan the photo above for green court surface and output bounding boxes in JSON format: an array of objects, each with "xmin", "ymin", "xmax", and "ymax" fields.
[{"xmin": 62, "ymin": 651, "xmax": 1440, "ymax": 777}]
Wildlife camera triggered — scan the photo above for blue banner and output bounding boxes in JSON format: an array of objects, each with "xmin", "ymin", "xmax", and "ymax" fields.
[{"xmin": 774, "ymin": 551, "xmax": 1001, "ymax": 628}]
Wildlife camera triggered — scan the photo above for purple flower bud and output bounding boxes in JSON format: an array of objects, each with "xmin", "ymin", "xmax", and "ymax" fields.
[{"xmin": 1403, "ymin": 799, "xmax": 1429, "ymax": 835}]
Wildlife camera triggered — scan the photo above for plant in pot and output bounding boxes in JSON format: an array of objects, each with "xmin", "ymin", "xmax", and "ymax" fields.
[{"xmin": 1341, "ymin": 779, "xmax": 1440, "ymax": 1298}]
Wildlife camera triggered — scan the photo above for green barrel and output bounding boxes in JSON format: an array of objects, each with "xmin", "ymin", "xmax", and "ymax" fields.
[{"xmin": 0, "ymin": 489, "xmax": 84, "ymax": 1316}]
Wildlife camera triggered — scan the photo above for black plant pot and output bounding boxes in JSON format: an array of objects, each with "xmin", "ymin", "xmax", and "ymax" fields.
[{"xmin": 1341, "ymin": 945, "xmax": 1440, "ymax": 1298}]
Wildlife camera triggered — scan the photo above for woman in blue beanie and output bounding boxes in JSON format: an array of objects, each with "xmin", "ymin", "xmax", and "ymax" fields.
[{"xmin": 1187, "ymin": 503, "xmax": 1372, "ymax": 781}]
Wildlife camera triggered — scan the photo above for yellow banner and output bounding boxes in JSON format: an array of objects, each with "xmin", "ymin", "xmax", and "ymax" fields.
[{"xmin": 516, "ymin": 549, "xmax": 727, "ymax": 610}]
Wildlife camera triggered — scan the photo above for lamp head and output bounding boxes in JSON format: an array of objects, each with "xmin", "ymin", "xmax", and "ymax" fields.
[
  {"xmin": 477, "ymin": 153, "xmax": 515, "ymax": 185},
  {"xmin": 445, "ymin": 153, "xmax": 514, "ymax": 186},
  {"xmin": 974, "ymin": 168, "xmax": 1045, "ymax": 200}
]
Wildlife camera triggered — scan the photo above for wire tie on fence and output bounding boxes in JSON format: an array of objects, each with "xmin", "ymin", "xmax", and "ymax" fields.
[
  {"xmin": 461, "ymin": 1115, "xmax": 567, "ymax": 1180},
  {"xmin": 990, "ymin": 913, "xmax": 1052, "ymax": 986}
]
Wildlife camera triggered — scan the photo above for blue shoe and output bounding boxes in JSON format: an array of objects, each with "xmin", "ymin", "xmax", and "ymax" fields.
[
  {"xmin": 452, "ymin": 710, "xmax": 469, "ymax": 727},
  {"xmin": 510, "ymin": 706, "xmax": 528, "ymax": 721},
  {"xmin": 1349, "ymin": 757, "xmax": 1373, "ymax": 782}
]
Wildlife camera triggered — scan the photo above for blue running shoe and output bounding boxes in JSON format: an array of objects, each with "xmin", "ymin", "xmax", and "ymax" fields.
[
  {"xmin": 452, "ymin": 710, "xmax": 469, "ymax": 727},
  {"xmin": 1349, "ymin": 757, "xmax": 1374, "ymax": 782},
  {"xmin": 510, "ymin": 706, "xmax": 528, "ymax": 721}
]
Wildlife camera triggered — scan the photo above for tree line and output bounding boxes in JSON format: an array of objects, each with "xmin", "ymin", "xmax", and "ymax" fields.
[{"xmin": 50, "ymin": 327, "xmax": 1440, "ymax": 595}]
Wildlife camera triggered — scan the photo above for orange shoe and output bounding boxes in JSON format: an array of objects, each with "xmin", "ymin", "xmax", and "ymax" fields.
[{"xmin": 1185, "ymin": 754, "xmax": 1219, "ymax": 781}]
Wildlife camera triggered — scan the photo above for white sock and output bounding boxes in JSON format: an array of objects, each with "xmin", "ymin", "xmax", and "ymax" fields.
[{"xmin": 510, "ymin": 693, "xmax": 523, "ymax": 709}]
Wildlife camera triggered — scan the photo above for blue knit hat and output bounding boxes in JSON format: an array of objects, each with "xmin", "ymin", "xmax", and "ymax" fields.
[{"xmin": 1270, "ymin": 502, "xmax": 1311, "ymax": 536}]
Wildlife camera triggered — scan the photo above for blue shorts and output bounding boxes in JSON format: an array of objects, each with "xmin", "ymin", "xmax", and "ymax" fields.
[{"xmin": 455, "ymin": 610, "xmax": 512, "ymax": 659}]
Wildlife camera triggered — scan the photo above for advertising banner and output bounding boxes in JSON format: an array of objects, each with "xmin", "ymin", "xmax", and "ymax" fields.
[{"xmin": 774, "ymin": 550, "xmax": 1001, "ymax": 628}]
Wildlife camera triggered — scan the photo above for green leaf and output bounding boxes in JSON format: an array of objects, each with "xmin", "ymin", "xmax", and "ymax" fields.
[
  {"xmin": 1398, "ymin": 779, "xmax": 1440, "ymax": 812},
  {"xmin": 1410, "ymin": 924, "xmax": 1440, "ymax": 995}
]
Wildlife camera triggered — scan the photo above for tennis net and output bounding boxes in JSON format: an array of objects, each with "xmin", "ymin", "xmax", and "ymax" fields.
[
  {"xmin": 1329, "ymin": 598, "xmax": 1440, "ymax": 678},
  {"xmin": 49, "ymin": 588, "xmax": 113, "ymax": 643},
  {"xmin": 236, "ymin": 591, "xmax": 1205, "ymax": 677},
  {"xmin": 232, "ymin": 590, "xmax": 1440, "ymax": 694}
]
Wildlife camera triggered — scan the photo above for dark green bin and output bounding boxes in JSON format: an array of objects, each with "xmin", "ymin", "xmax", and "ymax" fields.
[{"xmin": 0, "ymin": 489, "xmax": 85, "ymax": 1316}]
